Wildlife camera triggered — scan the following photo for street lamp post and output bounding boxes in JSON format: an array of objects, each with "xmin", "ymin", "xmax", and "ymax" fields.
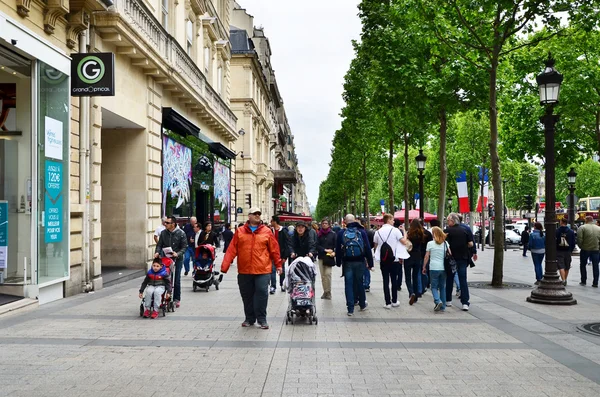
[
  {"xmin": 567, "ymin": 168, "xmax": 577, "ymax": 230},
  {"xmin": 416, "ymin": 149, "xmax": 427, "ymax": 220},
  {"xmin": 447, "ymin": 197, "xmax": 453, "ymax": 213},
  {"xmin": 527, "ymin": 54, "xmax": 577, "ymax": 305},
  {"xmin": 362, "ymin": 191, "xmax": 367, "ymax": 218},
  {"xmin": 502, "ymin": 178, "xmax": 513, "ymax": 251}
]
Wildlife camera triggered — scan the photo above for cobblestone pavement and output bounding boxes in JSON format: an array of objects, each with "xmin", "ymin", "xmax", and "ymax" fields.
[{"xmin": 1, "ymin": 248, "xmax": 600, "ymax": 396}]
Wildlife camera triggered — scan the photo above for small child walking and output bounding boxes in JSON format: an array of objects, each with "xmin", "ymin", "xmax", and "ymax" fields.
[{"xmin": 139, "ymin": 258, "xmax": 172, "ymax": 318}]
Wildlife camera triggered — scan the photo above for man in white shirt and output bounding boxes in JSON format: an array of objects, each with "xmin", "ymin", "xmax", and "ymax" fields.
[
  {"xmin": 193, "ymin": 222, "xmax": 202, "ymax": 248},
  {"xmin": 373, "ymin": 213, "xmax": 410, "ymax": 309},
  {"xmin": 154, "ymin": 217, "xmax": 167, "ymax": 244}
]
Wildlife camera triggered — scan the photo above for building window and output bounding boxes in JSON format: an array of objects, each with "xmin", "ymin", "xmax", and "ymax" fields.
[
  {"xmin": 217, "ymin": 66, "xmax": 223, "ymax": 95},
  {"xmin": 204, "ymin": 46, "xmax": 210, "ymax": 74},
  {"xmin": 186, "ymin": 20, "xmax": 193, "ymax": 56},
  {"xmin": 288, "ymin": 151, "xmax": 291, "ymax": 161},
  {"xmin": 161, "ymin": 0, "xmax": 169, "ymax": 29}
]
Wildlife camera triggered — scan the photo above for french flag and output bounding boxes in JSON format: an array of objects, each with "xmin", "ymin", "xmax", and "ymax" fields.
[
  {"xmin": 456, "ymin": 171, "xmax": 470, "ymax": 213},
  {"xmin": 476, "ymin": 166, "xmax": 489, "ymax": 212}
]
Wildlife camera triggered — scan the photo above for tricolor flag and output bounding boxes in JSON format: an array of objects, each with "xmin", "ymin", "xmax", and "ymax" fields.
[
  {"xmin": 456, "ymin": 171, "xmax": 470, "ymax": 213},
  {"xmin": 476, "ymin": 166, "xmax": 489, "ymax": 212}
]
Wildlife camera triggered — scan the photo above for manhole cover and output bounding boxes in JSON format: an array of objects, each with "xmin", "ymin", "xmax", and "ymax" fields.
[
  {"xmin": 578, "ymin": 323, "xmax": 600, "ymax": 337},
  {"xmin": 467, "ymin": 282, "xmax": 532, "ymax": 289}
]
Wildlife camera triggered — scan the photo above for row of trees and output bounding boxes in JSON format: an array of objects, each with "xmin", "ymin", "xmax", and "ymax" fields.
[{"xmin": 315, "ymin": 0, "xmax": 600, "ymax": 286}]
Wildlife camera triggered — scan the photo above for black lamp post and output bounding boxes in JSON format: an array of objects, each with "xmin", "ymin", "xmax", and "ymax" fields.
[
  {"xmin": 362, "ymin": 191, "xmax": 367, "ymax": 218},
  {"xmin": 416, "ymin": 149, "xmax": 427, "ymax": 220},
  {"xmin": 567, "ymin": 167, "xmax": 577, "ymax": 229},
  {"xmin": 527, "ymin": 54, "xmax": 577, "ymax": 305},
  {"xmin": 447, "ymin": 197, "xmax": 453, "ymax": 213},
  {"xmin": 502, "ymin": 178, "xmax": 513, "ymax": 251}
]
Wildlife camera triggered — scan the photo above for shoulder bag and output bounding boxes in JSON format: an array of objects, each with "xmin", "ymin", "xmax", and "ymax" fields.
[{"xmin": 444, "ymin": 241, "xmax": 457, "ymax": 274}]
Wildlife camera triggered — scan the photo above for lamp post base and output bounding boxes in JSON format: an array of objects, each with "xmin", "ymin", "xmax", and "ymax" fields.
[{"xmin": 526, "ymin": 273, "xmax": 577, "ymax": 305}]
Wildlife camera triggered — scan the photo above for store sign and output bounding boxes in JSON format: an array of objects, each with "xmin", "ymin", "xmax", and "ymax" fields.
[
  {"xmin": 71, "ymin": 53, "xmax": 115, "ymax": 96},
  {"xmin": 44, "ymin": 161, "xmax": 63, "ymax": 243},
  {"xmin": 0, "ymin": 201, "xmax": 7, "ymax": 269}
]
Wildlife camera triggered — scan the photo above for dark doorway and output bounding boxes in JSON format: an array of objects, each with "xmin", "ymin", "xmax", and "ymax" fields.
[{"xmin": 195, "ymin": 190, "xmax": 213, "ymax": 224}]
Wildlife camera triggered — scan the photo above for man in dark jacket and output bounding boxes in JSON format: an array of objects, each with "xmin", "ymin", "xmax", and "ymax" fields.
[
  {"xmin": 521, "ymin": 226, "xmax": 530, "ymax": 257},
  {"xmin": 182, "ymin": 216, "xmax": 197, "ymax": 276},
  {"xmin": 317, "ymin": 218, "xmax": 337, "ymax": 299},
  {"xmin": 155, "ymin": 215, "xmax": 188, "ymax": 308},
  {"xmin": 444, "ymin": 213, "xmax": 473, "ymax": 312},
  {"xmin": 222, "ymin": 223, "xmax": 234, "ymax": 253},
  {"xmin": 556, "ymin": 218, "xmax": 576, "ymax": 286},
  {"xmin": 361, "ymin": 218, "xmax": 375, "ymax": 292},
  {"xmin": 270, "ymin": 216, "xmax": 290, "ymax": 293},
  {"xmin": 335, "ymin": 214, "xmax": 374, "ymax": 316}
]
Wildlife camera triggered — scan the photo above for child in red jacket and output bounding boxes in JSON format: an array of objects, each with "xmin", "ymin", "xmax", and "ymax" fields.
[{"xmin": 139, "ymin": 258, "xmax": 172, "ymax": 318}]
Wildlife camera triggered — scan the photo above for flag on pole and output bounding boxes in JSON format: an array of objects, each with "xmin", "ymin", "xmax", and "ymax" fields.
[
  {"xmin": 456, "ymin": 171, "xmax": 470, "ymax": 213},
  {"xmin": 476, "ymin": 166, "xmax": 489, "ymax": 212}
]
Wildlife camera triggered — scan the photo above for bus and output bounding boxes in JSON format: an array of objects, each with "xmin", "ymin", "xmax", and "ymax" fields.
[{"xmin": 577, "ymin": 197, "xmax": 600, "ymax": 221}]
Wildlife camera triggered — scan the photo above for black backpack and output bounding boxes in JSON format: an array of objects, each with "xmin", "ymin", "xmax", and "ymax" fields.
[{"xmin": 378, "ymin": 229, "xmax": 395, "ymax": 265}]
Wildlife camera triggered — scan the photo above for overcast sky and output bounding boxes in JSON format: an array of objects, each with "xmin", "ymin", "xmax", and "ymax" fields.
[{"xmin": 236, "ymin": 0, "xmax": 362, "ymax": 209}]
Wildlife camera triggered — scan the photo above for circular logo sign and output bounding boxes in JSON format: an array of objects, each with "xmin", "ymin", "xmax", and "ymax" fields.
[{"xmin": 77, "ymin": 56, "xmax": 105, "ymax": 84}]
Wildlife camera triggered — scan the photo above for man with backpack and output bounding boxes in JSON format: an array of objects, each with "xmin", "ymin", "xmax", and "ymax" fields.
[
  {"xmin": 556, "ymin": 218, "xmax": 576, "ymax": 286},
  {"xmin": 335, "ymin": 214, "xmax": 374, "ymax": 316},
  {"xmin": 373, "ymin": 213, "xmax": 408, "ymax": 309}
]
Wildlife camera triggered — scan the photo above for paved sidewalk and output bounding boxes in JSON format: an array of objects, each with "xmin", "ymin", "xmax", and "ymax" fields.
[{"xmin": 1, "ymin": 249, "xmax": 600, "ymax": 396}]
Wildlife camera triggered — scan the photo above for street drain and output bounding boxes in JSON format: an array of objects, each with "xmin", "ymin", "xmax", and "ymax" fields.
[
  {"xmin": 578, "ymin": 323, "xmax": 600, "ymax": 337},
  {"xmin": 467, "ymin": 282, "xmax": 532, "ymax": 289}
]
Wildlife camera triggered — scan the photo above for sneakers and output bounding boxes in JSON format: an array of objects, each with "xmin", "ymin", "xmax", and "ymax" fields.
[
  {"xmin": 321, "ymin": 293, "xmax": 331, "ymax": 300},
  {"xmin": 456, "ymin": 290, "xmax": 461, "ymax": 298},
  {"xmin": 347, "ymin": 312, "xmax": 354, "ymax": 316},
  {"xmin": 365, "ymin": 287, "xmax": 370, "ymax": 292},
  {"xmin": 175, "ymin": 300, "xmax": 180, "ymax": 308},
  {"xmin": 534, "ymin": 280, "xmax": 541, "ymax": 285},
  {"xmin": 281, "ymin": 286, "xmax": 285, "ymax": 292},
  {"xmin": 259, "ymin": 323, "xmax": 270, "ymax": 330},
  {"xmin": 384, "ymin": 304, "xmax": 392, "ymax": 309},
  {"xmin": 143, "ymin": 309, "xmax": 150, "ymax": 318},
  {"xmin": 579, "ymin": 282, "xmax": 586, "ymax": 286},
  {"xmin": 593, "ymin": 284, "xmax": 599, "ymax": 288},
  {"xmin": 462, "ymin": 304, "xmax": 469, "ymax": 311},
  {"xmin": 184, "ymin": 271, "xmax": 189, "ymax": 276},
  {"xmin": 150, "ymin": 311, "xmax": 159, "ymax": 319},
  {"xmin": 563, "ymin": 280, "xmax": 567, "ymax": 286},
  {"xmin": 391, "ymin": 302, "xmax": 400, "ymax": 308},
  {"xmin": 269, "ymin": 287, "xmax": 276, "ymax": 295},
  {"xmin": 434, "ymin": 302, "xmax": 443, "ymax": 312},
  {"xmin": 409, "ymin": 294, "xmax": 416, "ymax": 305},
  {"xmin": 241, "ymin": 321, "xmax": 254, "ymax": 327},
  {"xmin": 446, "ymin": 302, "xmax": 453, "ymax": 307},
  {"xmin": 360, "ymin": 303, "xmax": 369, "ymax": 311}
]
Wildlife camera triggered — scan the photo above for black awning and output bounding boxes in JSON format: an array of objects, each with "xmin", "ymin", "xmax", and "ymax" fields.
[
  {"xmin": 162, "ymin": 107, "xmax": 200, "ymax": 137},
  {"xmin": 208, "ymin": 142, "xmax": 236, "ymax": 160}
]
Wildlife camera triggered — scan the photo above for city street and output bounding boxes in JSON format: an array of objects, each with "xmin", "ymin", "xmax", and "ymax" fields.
[{"xmin": 1, "ymin": 249, "xmax": 600, "ymax": 397}]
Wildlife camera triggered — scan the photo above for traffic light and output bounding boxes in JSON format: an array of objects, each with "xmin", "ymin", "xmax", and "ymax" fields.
[
  {"xmin": 245, "ymin": 193, "xmax": 252, "ymax": 208},
  {"xmin": 524, "ymin": 195, "xmax": 533, "ymax": 211},
  {"xmin": 488, "ymin": 203, "xmax": 494, "ymax": 217}
]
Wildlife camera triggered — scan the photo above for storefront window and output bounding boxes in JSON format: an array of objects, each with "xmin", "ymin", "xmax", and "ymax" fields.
[{"xmin": 37, "ymin": 61, "xmax": 69, "ymax": 285}]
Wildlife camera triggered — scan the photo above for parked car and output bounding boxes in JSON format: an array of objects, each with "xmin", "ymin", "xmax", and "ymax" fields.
[{"xmin": 505, "ymin": 229, "xmax": 522, "ymax": 245}]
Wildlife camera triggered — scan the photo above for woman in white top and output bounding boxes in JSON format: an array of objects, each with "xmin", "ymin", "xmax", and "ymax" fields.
[{"xmin": 423, "ymin": 226, "xmax": 447, "ymax": 312}]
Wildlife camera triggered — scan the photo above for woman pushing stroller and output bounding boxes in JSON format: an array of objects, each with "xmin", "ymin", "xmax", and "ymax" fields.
[{"xmin": 139, "ymin": 258, "xmax": 172, "ymax": 318}]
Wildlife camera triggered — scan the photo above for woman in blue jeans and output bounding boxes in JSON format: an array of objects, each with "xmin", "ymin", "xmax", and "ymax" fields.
[
  {"xmin": 423, "ymin": 226, "xmax": 447, "ymax": 312},
  {"xmin": 528, "ymin": 222, "xmax": 545, "ymax": 285}
]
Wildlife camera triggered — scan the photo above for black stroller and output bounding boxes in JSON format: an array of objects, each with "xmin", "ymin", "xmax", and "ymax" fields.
[{"xmin": 285, "ymin": 257, "xmax": 318, "ymax": 325}]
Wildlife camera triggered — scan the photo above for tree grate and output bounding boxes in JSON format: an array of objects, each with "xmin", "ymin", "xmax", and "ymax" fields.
[
  {"xmin": 577, "ymin": 323, "xmax": 600, "ymax": 337},
  {"xmin": 467, "ymin": 282, "xmax": 532, "ymax": 289}
]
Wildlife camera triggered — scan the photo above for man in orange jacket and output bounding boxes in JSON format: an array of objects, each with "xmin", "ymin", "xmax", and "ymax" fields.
[{"xmin": 222, "ymin": 207, "xmax": 283, "ymax": 329}]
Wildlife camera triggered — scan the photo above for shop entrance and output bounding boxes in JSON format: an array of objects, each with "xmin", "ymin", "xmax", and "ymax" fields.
[
  {"xmin": 195, "ymin": 189, "xmax": 212, "ymax": 224},
  {"xmin": 0, "ymin": 46, "xmax": 32, "ymax": 299},
  {"xmin": 100, "ymin": 109, "xmax": 146, "ymax": 282}
]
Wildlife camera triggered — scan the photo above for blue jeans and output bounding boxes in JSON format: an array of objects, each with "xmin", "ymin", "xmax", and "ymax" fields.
[
  {"xmin": 454, "ymin": 272, "xmax": 460, "ymax": 291},
  {"xmin": 580, "ymin": 250, "xmax": 600, "ymax": 285},
  {"xmin": 173, "ymin": 256, "xmax": 183, "ymax": 302},
  {"xmin": 446, "ymin": 260, "xmax": 469, "ymax": 306},
  {"xmin": 344, "ymin": 261, "xmax": 366, "ymax": 313},
  {"xmin": 183, "ymin": 246, "xmax": 195, "ymax": 273},
  {"xmin": 430, "ymin": 270, "xmax": 447, "ymax": 309},
  {"xmin": 271, "ymin": 262, "xmax": 285, "ymax": 288},
  {"xmin": 363, "ymin": 265, "xmax": 371, "ymax": 288},
  {"xmin": 404, "ymin": 257, "xmax": 421, "ymax": 296},
  {"xmin": 531, "ymin": 252, "xmax": 545, "ymax": 281}
]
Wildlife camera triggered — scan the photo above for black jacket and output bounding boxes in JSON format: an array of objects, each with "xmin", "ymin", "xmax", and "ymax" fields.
[
  {"xmin": 289, "ymin": 229, "xmax": 317, "ymax": 259},
  {"xmin": 317, "ymin": 229, "xmax": 337, "ymax": 259},
  {"xmin": 155, "ymin": 228, "xmax": 188, "ymax": 258},
  {"xmin": 198, "ymin": 231, "xmax": 219, "ymax": 247},
  {"xmin": 222, "ymin": 229, "xmax": 234, "ymax": 253},
  {"xmin": 273, "ymin": 227, "xmax": 290, "ymax": 259}
]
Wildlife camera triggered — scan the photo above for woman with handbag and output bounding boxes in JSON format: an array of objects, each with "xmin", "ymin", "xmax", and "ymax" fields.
[
  {"xmin": 423, "ymin": 226, "xmax": 448, "ymax": 312},
  {"xmin": 316, "ymin": 219, "xmax": 337, "ymax": 299}
]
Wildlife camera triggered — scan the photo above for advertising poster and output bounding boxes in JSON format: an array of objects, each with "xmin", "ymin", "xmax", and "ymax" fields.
[
  {"xmin": 162, "ymin": 136, "xmax": 192, "ymax": 216},
  {"xmin": 44, "ymin": 116, "xmax": 63, "ymax": 160},
  {"xmin": 44, "ymin": 160, "xmax": 63, "ymax": 243},
  {"xmin": 0, "ymin": 84, "xmax": 16, "ymax": 132},
  {"xmin": 213, "ymin": 161, "xmax": 231, "ymax": 222},
  {"xmin": 0, "ymin": 201, "xmax": 7, "ymax": 269}
]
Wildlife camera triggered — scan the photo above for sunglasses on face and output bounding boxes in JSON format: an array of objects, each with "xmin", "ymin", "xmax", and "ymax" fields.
[{"xmin": 165, "ymin": 222, "xmax": 173, "ymax": 225}]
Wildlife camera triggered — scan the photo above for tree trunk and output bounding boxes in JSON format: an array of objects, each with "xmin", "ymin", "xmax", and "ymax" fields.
[
  {"xmin": 404, "ymin": 131, "xmax": 410, "ymax": 227},
  {"xmin": 437, "ymin": 108, "xmax": 448, "ymax": 223},
  {"xmin": 363, "ymin": 156, "xmax": 369, "ymax": 218},
  {"xmin": 388, "ymin": 138, "xmax": 395, "ymax": 213},
  {"xmin": 489, "ymin": 59, "xmax": 504, "ymax": 287}
]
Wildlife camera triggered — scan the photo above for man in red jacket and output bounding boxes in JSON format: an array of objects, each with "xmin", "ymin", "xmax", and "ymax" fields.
[{"xmin": 222, "ymin": 207, "xmax": 283, "ymax": 329}]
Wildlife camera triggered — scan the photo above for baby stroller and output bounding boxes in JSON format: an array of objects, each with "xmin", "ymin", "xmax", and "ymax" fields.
[
  {"xmin": 139, "ymin": 257, "xmax": 175, "ymax": 317},
  {"xmin": 192, "ymin": 244, "xmax": 222, "ymax": 292},
  {"xmin": 284, "ymin": 257, "xmax": 318, "ymax": 325}
]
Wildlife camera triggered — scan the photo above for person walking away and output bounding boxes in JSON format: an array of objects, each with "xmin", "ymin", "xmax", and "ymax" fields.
[
  {"xmin": 444, "ymin": 213, "xmax": 474, "ymax": 311},
  {"xmin": 521, "ymin": 226, "xmax": 530, "ymax": 257},
  {"xmin": 394, "ymin": 219, "xmax": 404, "ymax": 292},
  {"xmin": 528, "ymin": 222, "xmax": 545, "ymax": 285},
  {"xmin": 403, "ymin": 218, "xmax": 426, "ymax": 305},
  {"xmin": 577, "ymin": 216, "xmax": 600, "ymax": 287},
  {"xmin": 421, "ymin": 220, "xmax": 433, "ymax": 292},
  {"xmin": 222, "ymin": 223, "xmax": 234, "ymax": 253},
  {"xmin": 373, "ymin": 213, "xmax": 407, "ymax": 308},
  {"xmin": 423, "ymin": 226, "xmax": 447, "ymax": 312},
  {"xmin": 182, "ymin": 217, "xmax": 198, "ymax": 276},
  {"xmin": 270, "ymin": 216, "xmax": 290, "ymax": 293},
  {"xmin": 221, "ymin": 207, "xmax": 283, "ymax": 329},
  {"xmin": 361, "ymin": 218, "xmax": 376, "ymax": 292},
  {"xmin": 335, "ymin": 214, "xmax": 374, "ymax": 316},
  {"xmin": 154, "ymin": 216, "xmax": 187, "ymax": 308},
  {"xmin": 316, "ymin": 218, "xmax": 336, "ymax": 299},
  {"xmin": 556, "ymin": 218, "xmax": 576, "ymax": 286},
  {"xmin": 139, "ymin": 258, "xmax": 172, "ymax": 318}
]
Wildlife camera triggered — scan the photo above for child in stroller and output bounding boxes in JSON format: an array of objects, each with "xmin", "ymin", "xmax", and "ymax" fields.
[
  {"xmin": 285, "ymin": 257, "xmax": 318, "ymax": 325},
  {"xmin": 139, "ymin": 258, "xmax": 173, "ymax": 318},
  {"xmin": 193, "ymin": 244, "xmax": 222, "ymax": 292}
]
